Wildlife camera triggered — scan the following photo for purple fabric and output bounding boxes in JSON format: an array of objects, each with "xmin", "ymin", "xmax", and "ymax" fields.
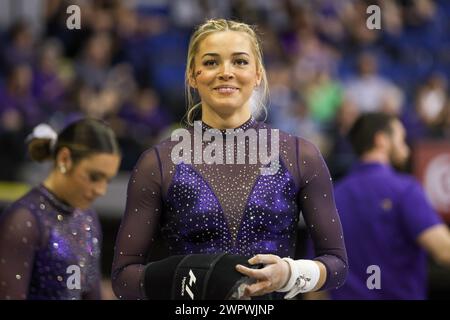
[
  {"xmin": 331, "ymin": 162, "xmax": 443, "ymax": 300},
  {"xmin": 112, "ymin": 117, "xmax": 347, "ymax": 299},
  {"xmin": 0, "ymin": 185, "xmax": 102, "ymax": 300},
  {"xmin": 162, "ymin": 160, "xmax": 298, "ymax": 256}
]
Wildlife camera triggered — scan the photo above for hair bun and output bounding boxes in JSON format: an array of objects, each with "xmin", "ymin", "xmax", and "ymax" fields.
[
  {"xmin": 26, "ymin": 124, "xmax": 57, "ymax": 150},
  {"xmin": 26, "ymin": 124, "xmax": 58, "ymax": 162}
]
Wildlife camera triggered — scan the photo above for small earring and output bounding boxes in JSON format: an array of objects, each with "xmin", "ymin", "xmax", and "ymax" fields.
[{"xmin": 59, "ymin": 164, "xmax": 67, "ymax": 174}]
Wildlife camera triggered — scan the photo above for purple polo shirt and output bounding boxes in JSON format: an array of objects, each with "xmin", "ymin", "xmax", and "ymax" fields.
[{"xmin": 331, "ymin": 162, "xmax": 443, "ymax": 300}]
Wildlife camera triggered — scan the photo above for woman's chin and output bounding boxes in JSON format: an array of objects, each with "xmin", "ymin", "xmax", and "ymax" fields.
[
  {"xmin": 75, "ymin": 201, "xmax": 92, "ymax": 210},
  {"xmin": 208, "ymin": 102, "xmax": 248, "ymax": 115}
]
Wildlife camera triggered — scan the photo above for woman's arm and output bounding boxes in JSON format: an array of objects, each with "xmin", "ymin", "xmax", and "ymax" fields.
[
  {"xmin": 0, "ymin": 207, "xmax": 40, "ymax": 299},
  {"xmin": 295, "ymin": 137, "xmax": 348, "ymax": 291},
  {"xmin": 111, "ymin": 148, "xmax": 163, "ymax": 300}
]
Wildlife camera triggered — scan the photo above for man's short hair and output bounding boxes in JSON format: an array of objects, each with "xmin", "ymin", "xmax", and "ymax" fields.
[{"xmin": 348, "ymin": 112, "xmax": 396, "ymax": 156}]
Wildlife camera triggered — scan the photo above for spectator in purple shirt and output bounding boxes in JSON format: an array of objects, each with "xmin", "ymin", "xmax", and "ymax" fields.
[
  {"xmin": 331, "ymin": 112, "xmax": 450, "ymax": 300},
  {"xmin": 119, "ymin": 87, "xmax": 171, "ymax": 145},
  {"xmin": 1, "ymin": 21, "xmax": 35, "ymax": 71},
  {"xmin": 0, "ymin": 63, "xmax": 41, "ymax": 128},
  {"xmin": 32, "ymin": 39, "xmax": 68, "ymax": 113}
]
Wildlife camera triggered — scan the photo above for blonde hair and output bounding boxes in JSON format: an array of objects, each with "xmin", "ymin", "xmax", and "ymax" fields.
[{"xmin": 184, "ymin": 19, "xmax": 269, "ymax": 126}]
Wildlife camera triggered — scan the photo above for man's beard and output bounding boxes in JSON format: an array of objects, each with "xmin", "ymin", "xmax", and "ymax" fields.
[{"xmin": 389, "ymin": 146, "xmax": 408, "ymax": 171}]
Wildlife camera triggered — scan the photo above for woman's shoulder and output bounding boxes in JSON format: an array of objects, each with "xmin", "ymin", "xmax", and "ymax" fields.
[
  {"xmin": 257, "ymin": 122, "xmax": 296, "ymax": 142},
  {"xmin": 144, "ymin": 130, "xmax": 186, "ymax": 153},
  {"xmin": 2, "ymin": 186, "xmax": 42, "ymax": 215},
  {"xmin": 132, "ymin": 136, "xmax": 179, "ymax": 173},
  {"xmin": 0, "ymin": 187, "xmax": 42, "ymax": 230},
  {"xmin": 136, "ymin": 137, "xmax": 175, "ymax": 164},
  {"xmin": 260, "ymin": 122, "xmax": 320, "ymax": 149}
]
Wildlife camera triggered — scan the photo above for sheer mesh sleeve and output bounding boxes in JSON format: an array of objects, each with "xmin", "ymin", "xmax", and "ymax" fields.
[
  {"xmin": 0, "ymin": 207, "xmax": 41, "ymax": 299},
  {"xmin": 111, "ymin": 148, "xmax": 163, "ymax": 299},
  {"xmin": 296, "ymin": 137, "xmax": 348, "ymax": 290}
]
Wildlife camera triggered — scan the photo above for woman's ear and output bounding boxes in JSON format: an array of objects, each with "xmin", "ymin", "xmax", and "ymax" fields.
[
  {"xmin": 188, "ymin": 69, "xmax": 198, "ymax": 89},
  {"xmin": 255, "ymin": 68, "xmax": 262, "ymax": 87},
  {"xmin": 56, "ymin": 147, "xmax": 73, "ymax": 172}
]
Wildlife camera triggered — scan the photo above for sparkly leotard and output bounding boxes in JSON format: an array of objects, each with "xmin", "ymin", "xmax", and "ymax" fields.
[
  {"xmin": 0, "ymin": 185, "xmax": 102, "ymax": 300},
  {"xmin": 112, "ymin": 117, "xmax": 348, "ymax": 299}
]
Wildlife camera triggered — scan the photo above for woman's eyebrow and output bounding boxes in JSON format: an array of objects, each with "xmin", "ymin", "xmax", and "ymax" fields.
[
  {"xmin": 201, "ymin": 52, "xmax": 250, "ymax": 58},
  {"xmin": 88, "ymin": 170, "xmax": 113, "ymax": 180}
]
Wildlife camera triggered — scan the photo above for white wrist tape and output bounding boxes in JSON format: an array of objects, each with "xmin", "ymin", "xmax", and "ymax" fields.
[{"xmin": 276, "ymin": 258, "xmax": 321, "ymax": 299}]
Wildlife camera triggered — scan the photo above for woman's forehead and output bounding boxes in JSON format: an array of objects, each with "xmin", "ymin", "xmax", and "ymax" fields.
[
  {"xmin": 197, "ymin": 31, "xmax": 254, "ymax": 55},
  {"xmin": 77, "ymin": 153, "xmax": 120, "ymax": 170}
]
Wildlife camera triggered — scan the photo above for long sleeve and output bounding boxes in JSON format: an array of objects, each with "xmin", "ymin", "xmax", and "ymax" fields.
[
  {"xmin": 296, "ymin": 137, "xmax": 348, "ymax": 290},
  {"xmin": 111, "ymin": 148, "xmax": 163, "ymax": 299},
  {"xmin": 0, "ymin": 207, "xmax": 40, "ymax": 300}
]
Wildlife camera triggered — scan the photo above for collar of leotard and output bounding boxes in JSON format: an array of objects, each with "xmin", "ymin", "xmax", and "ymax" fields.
[
  {"xmin": 37, "ymin": 184, "xmax": 76, "ymax": 214},
  {"xmin": 197, "ymin": 116, "xmax": 258, "ymax": 136}
]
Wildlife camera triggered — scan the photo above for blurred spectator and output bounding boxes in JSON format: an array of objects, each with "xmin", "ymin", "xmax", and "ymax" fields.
[
  {"xmin": 416, "ymin": 73, "xmax": 447, "ymax": 131},
  {"xmin": 267, "ymin": 63, "xmax": 295, "ymax": 132},
  {"xmin": 170, "ymin": 0, "xmax": 231, "ymax": 28},
  {"xmin": 341, "ymin": 0, "xmax": 381, "ymax": 49},
  {"xmin": 79, "ymin": 86, "xmax": 121, "ymax": 120},
  {"xmin": 327, "ymin": 97, "xmax": 360, "ymax": 180},
  {"xmin": 402, "ymin": 73, "xmax": 449, "ymax": 143},
  {"xmin": 345, "ymin": 52, "xmax": 403, "ymax": 113},
  {"xmin": 32, "ymin": 38, "xmax": 71, "ymax": 113},
  {"xmin": 0, "ymin": 64, "xmax": 41, "ymax": 128},
  {"xmin": 115, "ymin": 4, "xmax": 148, "ymax": 84},
  {"xmin": 120, "ymin": 87, "xmax": 171, "ymax": 144},
  {"xmin": 44, "ymin": 0, "xmax": 93, "ymax": 58},
  {"xmin": 291, "ymin": 30, "xmax": 339, "ymax": 88},
  {"xmin": 1, "ymin": 21, "xmax": 35, "ymax": 71},
  {"xmin": 102, "ymin": 86, "xmax": 173, "ymax": 171},
  {"xmin": 0, "ymin": 63, "xmax": 38, "ymax": 181},
  {"xmin": 75, "ymin": 32, "xmax": 114, "ymax": 90},
  {"xmin": 380, "ymin": 85, "xmax": 404, "ymax": 116},
  {"xmin": 304, "ymin": 70, "xmax": 343, "ymax": 126}
]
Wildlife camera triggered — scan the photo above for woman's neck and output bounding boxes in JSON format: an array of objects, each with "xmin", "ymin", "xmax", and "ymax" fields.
[
  {"xmin": 201, "ymin": 107, "xmax": 252, "ymax": 130},
  {"xmin": 43, "ymin": 171, "xmax": 71, "ymax": 206}
]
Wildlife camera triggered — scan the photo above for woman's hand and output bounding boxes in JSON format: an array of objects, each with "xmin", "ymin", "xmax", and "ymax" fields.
[{"xmin": 235, "ymin": 254, "xmax": 291, "ymax": 297}]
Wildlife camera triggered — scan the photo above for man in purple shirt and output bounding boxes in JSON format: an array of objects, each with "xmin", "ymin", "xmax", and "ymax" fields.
[{"xmin": 331, "ymin": 112, "xmax": 450, "ymax": 300}]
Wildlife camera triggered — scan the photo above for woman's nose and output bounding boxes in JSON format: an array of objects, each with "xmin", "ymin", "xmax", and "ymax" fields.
[
  {"xmin": 93, "ymin": 181, "xmax": 107, "ymax": 197},
  {"xmin": 218, "ymin": 62, "xmax": 234, "ymax": 80}
]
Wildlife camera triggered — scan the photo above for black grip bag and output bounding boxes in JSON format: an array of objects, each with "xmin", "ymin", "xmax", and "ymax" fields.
[{"xmin": 144, "ymin": 253, "xmax": 263, "ymax": 300}]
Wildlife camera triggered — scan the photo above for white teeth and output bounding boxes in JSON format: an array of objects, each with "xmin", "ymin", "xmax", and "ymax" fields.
[{"xmin": 216, "ymin": 87, "xmax": 237, "ymax": 93}]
